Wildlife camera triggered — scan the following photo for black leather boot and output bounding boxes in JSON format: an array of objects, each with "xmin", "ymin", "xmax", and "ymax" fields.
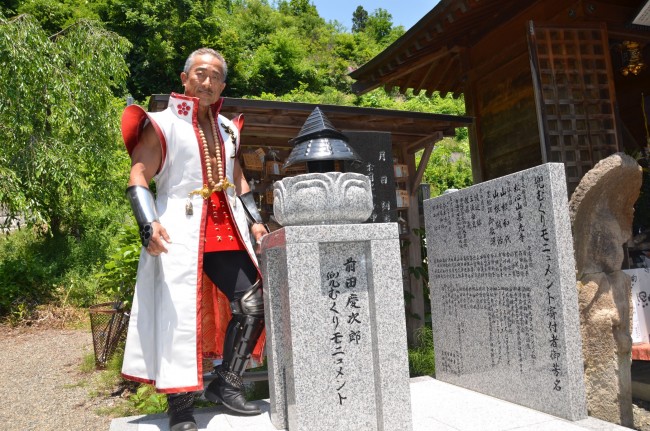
[
  {"xmin": 206, "ymin": 363, "xmax": 261, "ymax": 414},
  {"xmin": 204, "ymin": 313, "xmax": 264, "ymax": 415},
  {"xmin": 167, "ymin": 393, "xmax": 197, "ymax": 431}
]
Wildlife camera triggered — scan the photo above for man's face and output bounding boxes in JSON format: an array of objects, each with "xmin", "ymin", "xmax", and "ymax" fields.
[{"xmin": 180, "ymin": 53, "xmax": 226, "ymax": 107}]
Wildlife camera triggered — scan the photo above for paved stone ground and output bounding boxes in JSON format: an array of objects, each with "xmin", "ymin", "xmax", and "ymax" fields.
[{"xmin": 2, "ymin": 320, "xmax": 650, "ymax": 431}]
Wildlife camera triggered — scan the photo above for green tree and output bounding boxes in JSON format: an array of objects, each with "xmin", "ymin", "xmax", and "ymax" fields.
[
  {"xmin": 366, "ymin": 8, "xmax": 393, "ymax": 43},
  {"xmin": 351, "ymin": 5, "xmax": 367, "ymax": 33},
  {"xmin": 98, "ymin": 0, "xmax": 227, "ymax": 100},
  {"xmin": 0, "ymin": 14, "xmax": 134, "ymax": 315},
  {"xmin": 277, "ymin": 0, "xmax": 317, "ymax": 16},
  {"xmin": 1, "ymin": 0, "xmax": 21, "ymax": 17},
  {"xmin": 246, "ymin": 27, "xmax": 319, "ymax": 95},
  {"xmin": 0, "ymin": 14, "xmax": 131, "ymax": 235},
  {"xmin": 421, "ymin": 139, "xmax": 473, "ymax": 197},
  {"xmin": 13, "ymin": 0, "xmax": 100, "ymax": 34}
]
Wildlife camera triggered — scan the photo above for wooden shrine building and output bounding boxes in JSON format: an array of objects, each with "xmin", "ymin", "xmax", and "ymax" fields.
[{"xmin": 350, "ymin": 0, "xmax": 650, "ymax": 195}]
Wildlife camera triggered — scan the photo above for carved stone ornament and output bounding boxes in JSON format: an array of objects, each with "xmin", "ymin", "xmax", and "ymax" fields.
[{"xmin": 273, "ymin": 172, "xmax": 373, "ymax": 226}]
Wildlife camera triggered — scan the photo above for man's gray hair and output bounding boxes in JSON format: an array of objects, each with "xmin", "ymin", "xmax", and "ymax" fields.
[{"xmin": 183, "ymin": 48, "xmax": 228, "ymax": 81}]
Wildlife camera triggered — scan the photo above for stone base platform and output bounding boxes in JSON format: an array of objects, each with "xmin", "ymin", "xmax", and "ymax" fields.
[{"xmin": 110, "ymin": 376, "xmax": 628, "ymax": 431}]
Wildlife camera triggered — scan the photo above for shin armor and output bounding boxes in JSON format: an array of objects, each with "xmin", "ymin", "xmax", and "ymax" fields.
[
  {"xmin": 223, "ymin": 279, "xmax": 264, "ymax": 374},
  {"xmin": 205, "ymin": 279, "xmax": 264, "ymax": 414}
]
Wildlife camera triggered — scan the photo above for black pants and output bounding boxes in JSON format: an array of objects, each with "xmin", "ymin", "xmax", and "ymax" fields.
[{"xmin": 203, "ymin": 251, "xmax": 257, "ymax": 302}]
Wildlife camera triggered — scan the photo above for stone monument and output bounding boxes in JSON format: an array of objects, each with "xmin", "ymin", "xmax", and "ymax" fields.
[
  {"xmin": 259, "ymin": 108, "xmax": 412, "ymax": 431},
  {"xmin": 568, "ymin": 153, "xmax": 642, "ymax": 427},
  {"xmin": 423, "ymin": 162, "xmax": 587, "ymax": 421}
]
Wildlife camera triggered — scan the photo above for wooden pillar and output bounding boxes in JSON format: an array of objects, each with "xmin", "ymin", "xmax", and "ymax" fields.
[
  {"xmin": 402, "ymin": 134, "xmax": 442, "ymax": 345},
  {"xmin": 458, "ymin": 45, "xmax": 483, "ymax": 184}
]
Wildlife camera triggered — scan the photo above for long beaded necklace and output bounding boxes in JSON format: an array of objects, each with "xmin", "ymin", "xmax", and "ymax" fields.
[{"xmin": 186, "ymin": 114, "xmax": 234, "ymax": 215}]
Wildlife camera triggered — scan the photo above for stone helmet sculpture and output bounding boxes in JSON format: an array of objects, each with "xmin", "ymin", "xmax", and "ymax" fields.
[
  {"xmin": 283, "ymin": 107, "xmax": 362, "ymax": 173},
  {"xmin": 275, "ymin": 107, "xmax": 372, "ymax": 225}
]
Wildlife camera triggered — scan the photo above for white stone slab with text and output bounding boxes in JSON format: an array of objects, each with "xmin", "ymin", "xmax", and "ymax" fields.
[{"xmin": 423, "ymin": 163, "xmax": 587, "ymax": 421}]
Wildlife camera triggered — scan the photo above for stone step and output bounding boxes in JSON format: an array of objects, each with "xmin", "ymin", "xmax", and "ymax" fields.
[{"xmin": 109, "ymin": 376, "xmax": 629, "ymax": 431}]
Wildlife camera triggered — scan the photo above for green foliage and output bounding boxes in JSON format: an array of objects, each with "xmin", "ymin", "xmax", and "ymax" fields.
[
  {"xmin": 85, "ymin": 344, "xmax": 139, "ymax": 417},
  {"xmin": 9, "ymin": 0, "xmax": 427, "ymax": 105},
  {"xmin": 96, "ymin": 342, "xmax": 126, "ymax": 382},
  {"xmin": 0, "ymin": 192, "xmax": 132, "ymax": 318},
  {"xmin": 0, "ymin": 14, "xmax": 133, "ymax": 317},
  {"xmin": 0, "ymin": 203, "xmax": 133, "ymax": 317},
  {"xmin": 365, "ymin": 8, "xmax": 393, "ymax": 43},
  {"xmin": 0, "ymin": 14, "xmax": 131, "ymax": 235},
  {"xmin": 0, "ymin": 230, "xmax": 63, "ymax": 316},
  {"xmin": 277, "ymin": 0, "xmax": 318, "ymax": 17},
  {"xmin": 246, "ymin": 27, "xmax": 319, "ymax": 95},
  {"xmin": 408, "ymin": 325, "xmax": 435, "ymax": 377},
  {"xmin": 88, "ymin": 0, "xmax": 407, "ymax": 99},
  {"xmin": 358, "ymin": 88, "xmax": 465, "ymax": 114},
  {"xmin": 95, "ymin": 222, "xmax": 141, "ymax": 309},
  {"xmin": 15, "ymin": 0, "xmax": 100, "ymax": 34},
  {"xmin": 129, "ymin": 384, "xmax": 168, "ymax": 414},
  {"xmin": 1, "ymin": 0, "xmax": 19, "ymax": 16},
  {"xmin": 80, "ymin": 350, "xmax": 99, "ymax": 373},
  {"xmin": 98, "ymin": 0, "xmax": 228, "ymax": 99},
  {"xmin": 420, "ymin": 138, "xmax": 473, "ymax": 197},
  {"xmin": 351, "ymin": 6, "xmax": 368, "ymax": 33}
]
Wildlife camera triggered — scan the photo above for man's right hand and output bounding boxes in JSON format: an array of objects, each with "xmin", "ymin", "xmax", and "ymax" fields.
[{"xmin": 145, "ymin": 221, "xmax": 171, "ymax": 256}]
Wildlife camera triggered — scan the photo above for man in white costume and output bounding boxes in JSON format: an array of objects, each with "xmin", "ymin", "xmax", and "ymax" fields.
[{"xmin": 121, "ymin": 48, "xmax": 268, "ymax": 431}]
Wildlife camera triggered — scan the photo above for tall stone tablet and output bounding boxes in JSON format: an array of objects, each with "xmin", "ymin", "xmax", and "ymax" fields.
[
  {"xmin": 423, "ymin": 163, "xmax": 587, "ymax": 421},
  {"xmin": 260, "ymin": 223, "xmax": 412, "ymax": 431}
]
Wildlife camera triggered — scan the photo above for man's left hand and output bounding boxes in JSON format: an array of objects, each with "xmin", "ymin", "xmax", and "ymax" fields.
[{"xmin": 251, "ymin": 223, "xmax": 268, "ymax": 254}]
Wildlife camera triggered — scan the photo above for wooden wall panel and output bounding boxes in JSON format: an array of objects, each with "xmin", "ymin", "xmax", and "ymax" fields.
[
  {"xmin": 529, "ymin": 23, "xmax": 621, "ymax": 194},
  {"xmin": 474, "ymin": 53, "xmax": 543, "ymax": 180}
]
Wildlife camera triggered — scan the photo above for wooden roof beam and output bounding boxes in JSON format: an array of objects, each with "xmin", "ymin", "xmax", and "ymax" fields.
[
  {"xmin": 430, "ymin": 53, "xmax": 458, "ymax": 92},
  {"xmin": 370, "ymin": 46, "xmax": 457, "ymax": 86},
  {"xmin": 411, "ymin": 140, "xmax": 434, "ymax": 191},
  {"xmin": 397, "ymin": 68, "xmax": 421, "ymax": 92},
  {"xmin": 440, "ymin": 55, "xmax": 465, "ymax": 96},
  {"xmin": 351, "ymin": 79, "xmax": 382, "ymax": 95},
  {"xmin": 406, "ymin": 132, "xmax": 444, "ymax": 155},
  {"xmin": 409, "ymin": 132, "xmax": 442, "ymax": 195},
  {"xmin": 414, "ymin": 59, "xmax": 443, "ymax": 94}
]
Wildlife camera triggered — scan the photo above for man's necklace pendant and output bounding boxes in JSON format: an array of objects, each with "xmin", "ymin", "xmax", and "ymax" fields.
[{"xmin": 186, "ymin": 181, "xmax": 235, "ymax": 215}]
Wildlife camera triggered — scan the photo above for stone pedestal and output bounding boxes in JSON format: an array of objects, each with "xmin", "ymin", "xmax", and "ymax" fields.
[{"xmin": 260, "ymin": 223, "xmax": 412, "ymax": 431}]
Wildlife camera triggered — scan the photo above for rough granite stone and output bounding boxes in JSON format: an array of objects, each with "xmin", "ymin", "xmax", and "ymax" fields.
[
  {"xmin": 272, "ymin": 172, "xmax": 373, "ymax": 226},
  {"xmin": 260, "ymin": 223, "xmax": 412, "ymax": 431},
  {"xmin": 568, "ymin": 153, "xmax": 643, "ymax": 427},
  {"xmin": 423, "ymin": 162, "xmax": 587, "ymax": 421}
]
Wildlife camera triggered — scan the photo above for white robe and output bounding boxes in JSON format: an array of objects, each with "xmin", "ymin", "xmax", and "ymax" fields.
[{"xmin": 120, "ymin": 93, "xmax": 258, "ymax": 393}]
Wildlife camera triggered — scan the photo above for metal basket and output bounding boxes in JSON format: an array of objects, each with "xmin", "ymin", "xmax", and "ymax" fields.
[{"xmin": 89, "ymin": 302, "xmax": 129, "ymax": 368}]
